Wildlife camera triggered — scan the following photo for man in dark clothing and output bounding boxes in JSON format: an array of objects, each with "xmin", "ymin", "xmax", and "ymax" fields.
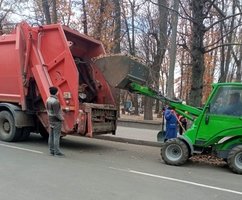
[
  {"xmin": 46, "ymin": 86, "xmax": 64, "ymax": 156},
  {"xmin": 178, "ymin": 115, "xmax": 187, "ymax": 135}
]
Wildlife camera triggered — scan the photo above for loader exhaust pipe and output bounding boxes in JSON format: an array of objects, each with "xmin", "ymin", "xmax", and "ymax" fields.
[{"xmin": 94, "ymin": 55, "xmax": 149, "ymax": 89}]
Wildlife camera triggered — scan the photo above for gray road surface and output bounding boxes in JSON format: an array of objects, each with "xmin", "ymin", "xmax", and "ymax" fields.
[{"xmin": 0, "ymin": 133, "xmax": 241, "ymax": 200}]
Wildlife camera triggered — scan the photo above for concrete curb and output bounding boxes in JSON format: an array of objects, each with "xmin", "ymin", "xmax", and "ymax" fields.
[
  {"xmin": 118, "ymin": 118, "xmax": 161, "ymax": 125},
  {"xmin": 94, "ymin": 135, "xmax": 163, "ymax": 147},
  {"xmin": 118, "ymin": 118, "xmax": 162, "ymax": 130}
]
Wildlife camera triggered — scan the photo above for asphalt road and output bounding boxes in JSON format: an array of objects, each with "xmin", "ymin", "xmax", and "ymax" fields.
[{"xmin": 0, "ymin": 133, "xmax": 242, "ymax": 200}]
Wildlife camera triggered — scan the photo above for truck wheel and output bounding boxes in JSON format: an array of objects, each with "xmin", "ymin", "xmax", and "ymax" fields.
[
  {"xmin": 161, "ymin": 138, "xmax": 189, "ymax": 166},
  {"xmin": 0, "ymin": 111, "xmax": 22, "ymax": 142},
  {"xmin": 227, "ymin": 145, "xmax": 242, "ymax": 174}
]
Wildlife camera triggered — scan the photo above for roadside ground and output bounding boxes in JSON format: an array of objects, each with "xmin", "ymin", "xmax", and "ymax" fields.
[{"xmin": 95, "ymin": 113, "xmax": 163, "ymax": 147}]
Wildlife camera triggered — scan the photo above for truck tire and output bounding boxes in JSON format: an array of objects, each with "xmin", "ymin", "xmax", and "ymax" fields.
[
  {"xmin": 0, "ymin": 111, "xmax": 22, "ymax": 142},
  {"xmin": 227, "ymin": 145, "xmax": 242, "ymax": 174},
  {"xmin": 161, "ymin": 138, "xmax": 189, "ymax": 166}
]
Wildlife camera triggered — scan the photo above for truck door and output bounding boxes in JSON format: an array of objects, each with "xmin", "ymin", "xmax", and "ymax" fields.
[{"xmin": 195, "ymin": 86, "xmax": 242, "ymax": 145}]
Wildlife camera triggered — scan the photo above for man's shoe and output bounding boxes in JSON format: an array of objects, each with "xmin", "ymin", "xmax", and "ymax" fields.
[{"xmin": 55, "ymin": 152, "xmax": 65, "ymax": 157}]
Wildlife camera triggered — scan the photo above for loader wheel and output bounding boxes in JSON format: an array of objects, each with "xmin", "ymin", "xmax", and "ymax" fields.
[
  {"xmin": 0, "ymin": 111, "xmax": 21, "ymax": 142},
  {"xmin": 161, "ymin": 138, "xmax": 189, "ymax": 166},
  {"xmin": 227, "ymin": 145, "xmax": 242, "ymax": 174}
]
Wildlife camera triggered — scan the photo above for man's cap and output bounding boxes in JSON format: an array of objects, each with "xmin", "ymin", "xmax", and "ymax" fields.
[{"xmin": 49, "ymin": 86, "xmax": 58, "ymax": 95}]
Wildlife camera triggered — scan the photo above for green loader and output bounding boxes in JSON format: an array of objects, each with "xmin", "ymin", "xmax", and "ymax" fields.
[{"xmin": 95, "ymin": 55, "xmax": 242, "ymax": 174}]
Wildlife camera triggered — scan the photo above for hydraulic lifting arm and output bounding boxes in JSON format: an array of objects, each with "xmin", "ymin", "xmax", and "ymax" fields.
[{"xmin": 125, "ymin": 82, "xmax": 202, "ymax": 121}]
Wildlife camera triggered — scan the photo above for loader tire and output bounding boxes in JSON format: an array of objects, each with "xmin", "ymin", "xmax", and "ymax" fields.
[
  {"xmin": 227, "ymin": 145, "xmax": 242, "ymax": 174},
  {"xmin": 161, "ymin": 138, "xmax": 189, "ymax": 166},
  {"xmin": 0, "ymin": 111, "xmax": 22, "ymax": 142}
]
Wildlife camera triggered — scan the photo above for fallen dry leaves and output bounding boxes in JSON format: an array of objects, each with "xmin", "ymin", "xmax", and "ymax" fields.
[{"xmin": 190, "ymin": 154, "xmax": 226, "ymax": 166}]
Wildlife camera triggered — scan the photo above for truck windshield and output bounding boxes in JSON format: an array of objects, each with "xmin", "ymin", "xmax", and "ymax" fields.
[{"xmin": 210, "ymin": 87, "xmax": 242, "ymax": 116}]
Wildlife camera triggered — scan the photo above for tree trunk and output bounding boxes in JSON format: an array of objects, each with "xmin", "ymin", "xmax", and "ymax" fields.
[
  {"xmin": 122, "ymin": 2, "xmax": 132, "ymax": 54},
  {"xmin": 167, "ymin": 0, "xmax": 179, "ymax": 98},
  {"xmin": 235, "ymin": 40, "xmax": 242, "ymax": 81},
  {"xmin": 127, "ymin": 0, "xmax": 139, "ymax": 115},
  {"xmin": 154, "ymin": 99, "xmax": 159, "ymax": 114},
  {"xmin": 218, "ymin": 22, "xmax": 226, "ymax": 82},
  {"xmin": 130, "ymin": 0, "xmax": 135, "ymax": 56},
  {"xmin": 52, "ymin": 0, "xmax": 57, "ymax": 23},
  {"xmin": 112, "ymin": 0, "xmax": 121, "ymax": 53},
  {"xmin": 224, "ymin": 1, "xmax": 235, "ymax": 82},
  {"xmin": 144, "ymin": 96, "xmax": 153, "ymax": 120},
  {"xmin": 42, "ymin": 0, "xmax": 51, "ymax": 24},
  {"xmin": 82, "ymin": 0, "xmax": 88, "ymax": 35},
  {"xmin": 112, "ymin": 0, "xmax": 121, "ymax": 117},
  {"xmin": 144, "ymin": 0, "xmax": 168, "ymax": 120},
  {"xmin": 188, "ymin": 0, "xmax": 206, "ymax": 107},
  {"xmin": 0, "ymin": 23, "xmax": 3, "ymax": 35},
  {"xmin": 157, "ymin": 0, "xmax": 168, "ymax": 67},
  {"xmin": 95, "ymin": 0, "xmax": 105, "ymax": 40}
]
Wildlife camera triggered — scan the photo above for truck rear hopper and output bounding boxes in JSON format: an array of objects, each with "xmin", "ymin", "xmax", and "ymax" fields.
[{"xmin": 0, "ymin": 22, "xmax": 117, "ymax": 141}]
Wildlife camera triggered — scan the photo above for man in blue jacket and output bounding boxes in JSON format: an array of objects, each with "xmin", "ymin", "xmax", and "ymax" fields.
[{"xmin": 164, "ymin": 106, "xmax": 178, "ymax": 142}]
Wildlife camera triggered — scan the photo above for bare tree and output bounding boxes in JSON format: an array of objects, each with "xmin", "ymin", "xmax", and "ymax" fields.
[
  {"xmin": 52, "ymin": 0, "xmax": 57, "ymax": 23},
  {"xmin": 82, "ymin": 0, "xmax": 88, "ymax": 34},
  {"xmin": 187, "ymin": 0, "xmax": 206, "ymax": 106},
  {"xmin": 143, "ymin": 0, "xmax": 169, "ymax": 119},
  {"xmin": 0, "ymin": 0, "xmax": 20, "ymax": 34},
  {"xmin": 112, "ymin": 0, "xmax": 121, "ymax": 117},
  {"xmin": 167, "ymin": 0, "xmax": 179, "ymax": 98},
  {"xmin": 42, "ymin": 0, "xmax": 51, "ymax": 24},
  {"xmin": 177, "ymin": 0, "xmax": 242, "ymax": 106}
]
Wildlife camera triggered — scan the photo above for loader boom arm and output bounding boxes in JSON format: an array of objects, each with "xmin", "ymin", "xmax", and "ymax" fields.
[{"xmin": 128, "ymin": 82, "xmax": 202, "ymax": 121}]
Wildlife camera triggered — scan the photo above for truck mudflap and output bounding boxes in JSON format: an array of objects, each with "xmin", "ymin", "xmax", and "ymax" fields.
[{"xmin": 78, "ymin": 103, "xmax": 117, "ymax": 137}]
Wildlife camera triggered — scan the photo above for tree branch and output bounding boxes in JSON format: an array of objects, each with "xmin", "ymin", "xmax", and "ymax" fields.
[
  {"xmin": 148, "ymin": 0, "xmax": 194, "ymax": 22},
  {"xmin": 205, "ymin": 12, "xmax": 242, "ymax": 31},
  {"xmin": 207, "ymin": 0, "xmax": 226, "ymax": 17},
  {"xmin": 204, "ymin": 0, "xmax": 217, "ymax": 17},
  {"xmin": 204, "ymin": 23, "xmax": 242, "ymax": 49},
  {"xmin": 205, "ymin": 43, "xmax": 242, "ymax": 53}
]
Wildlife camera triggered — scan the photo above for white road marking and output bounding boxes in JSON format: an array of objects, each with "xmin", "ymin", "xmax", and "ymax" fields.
[
  {"xmin": 0, "ymin": 143, "xmax": 43, "ymax": 154},
  {"xmin": 110, "ymin": 167, "xmax": 242, "ymax": 195}
]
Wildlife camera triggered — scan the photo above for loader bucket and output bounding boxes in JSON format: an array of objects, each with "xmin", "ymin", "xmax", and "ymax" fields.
[{"xmin": 94, "ymin": 55, "xmax": 149, "ymax": 89}]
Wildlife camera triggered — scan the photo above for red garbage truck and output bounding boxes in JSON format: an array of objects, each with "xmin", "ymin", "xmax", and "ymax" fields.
[{"xmin": 0, "ymin": 22, "xmax": 118, "ymax": 141}]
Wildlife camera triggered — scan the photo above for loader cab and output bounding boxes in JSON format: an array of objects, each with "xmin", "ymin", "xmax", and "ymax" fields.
[
  {"xmin": 192, "ymin": 83, "xmax": 242, "ymax": 146},
  {"xmin": 209, "ymin": 87, "xmax": 242, "ymax": 116}
]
